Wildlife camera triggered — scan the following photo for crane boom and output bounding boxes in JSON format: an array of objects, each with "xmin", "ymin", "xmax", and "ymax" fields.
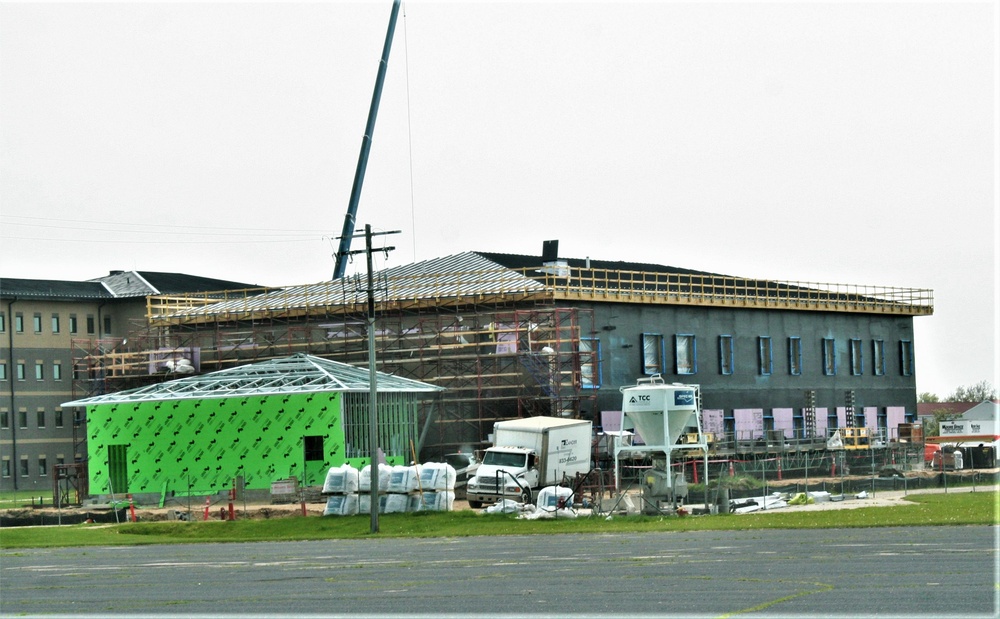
[{"xmin": 333, "ymin": 0, "xmax": 402, "ymax": 280}]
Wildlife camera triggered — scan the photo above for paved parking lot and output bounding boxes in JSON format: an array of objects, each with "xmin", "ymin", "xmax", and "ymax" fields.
[{"xmin": 1, "ymin": 526, "xmax": 996, "ymax": 617}]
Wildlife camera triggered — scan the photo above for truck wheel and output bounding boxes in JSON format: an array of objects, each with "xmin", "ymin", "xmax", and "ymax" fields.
[
  {"xmin": 520, "ymin": 489, "xmax": 532, "ymax": 504},
  {"xmin": 468, "ymin": 500, "xmax": 483, "ymax": 509}
]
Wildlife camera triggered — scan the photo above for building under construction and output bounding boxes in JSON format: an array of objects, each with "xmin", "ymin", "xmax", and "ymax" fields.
[{"xmin": 70, "ymin": 243, "xmax": 934, "ymax": 463}]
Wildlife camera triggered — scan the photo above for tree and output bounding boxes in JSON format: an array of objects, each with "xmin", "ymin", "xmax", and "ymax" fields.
[
  {"xmin": 918, "ymin": 392, "xmax": 940, "ymax": 403},
  {"xmin": 948, "ymin": 380, "xmax": 997, "ymax": 402}
]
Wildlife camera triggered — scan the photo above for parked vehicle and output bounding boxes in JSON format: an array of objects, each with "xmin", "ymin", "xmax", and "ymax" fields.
[
  {"xmin": 466, "ymin": 416, "xmax": 592, "ymax": 508},
  {"xmin": 442, "ymin": 452, "xmax": 480, "ymax": 498}
]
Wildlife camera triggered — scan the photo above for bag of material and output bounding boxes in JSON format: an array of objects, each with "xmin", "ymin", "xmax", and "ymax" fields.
[
  {"xmin": 322, "ymin": 494, "xmax": 359, "ymax": 516},
  {"xmin": 419, "ymin": 462, "xmax": 457, "ymax": 491},
  {"xmin": 358, "ymin": 463, "xmax": 392, "ymax": 493},
  {"xmin": 322, "ymin": 464, "xmax": 360, "ymax": 494}
]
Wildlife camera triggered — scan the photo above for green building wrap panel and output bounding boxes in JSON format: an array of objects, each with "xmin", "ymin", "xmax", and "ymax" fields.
[{"xmin": 87, "ymin": 392, "xmax": 352, "ymax": 495}]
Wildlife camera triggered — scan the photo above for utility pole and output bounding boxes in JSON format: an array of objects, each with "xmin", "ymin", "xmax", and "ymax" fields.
[{"xmin": 337, "ymin": 224, "xmax": 397, "ymax": 533}]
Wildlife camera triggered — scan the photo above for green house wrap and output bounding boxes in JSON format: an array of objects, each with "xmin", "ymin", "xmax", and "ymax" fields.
[{"xmin": 64, "ymin": 354, "xmax": 442, "ymax": 496}]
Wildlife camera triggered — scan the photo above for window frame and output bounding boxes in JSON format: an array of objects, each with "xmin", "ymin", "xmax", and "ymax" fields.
[
  {"xmin": 674, "ymin": 334, "xmax": 697, "ymax": 375},
  {"xmin": 900, "ymin": 339, "xmax": 914, "ymax": 376},
  {"xmin": 719, "ymin": 335, "xmax": 734, "ymax": 375},
  {"xmin": 32, "ymin": 313, "xmax": 42, "ymax": 333},
  {"xmin": 849, "ymin": 338, "xmax": 864, "ymax": 376},
  {"xmin": 822, "ymin": 338, "xmax": 837, "ymax": 376},
  {"xmin": 641, "ymin": 333, "xmax": 665, "ymax": 375},
  {"xmin": 758, "ymin": 336, "xmax": 773, "ymax": 376},
  {"xmin": 51, "ymin": 314, "xmax": 60, "ymax": 333},
  {"xmin": 872, "ymin": 339, "xmax": 885, "ymax": 376},
  {"xmin": 579, "ymin": 336, "xmax": 603, "ymax": 389},
  {"xmin": 788, "ymin": 336, "xmax": 802, "ymax": 376}
]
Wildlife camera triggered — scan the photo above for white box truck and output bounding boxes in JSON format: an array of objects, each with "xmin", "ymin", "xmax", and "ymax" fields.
[{"xmin": 466, "ymin": 416, "xmax": 592, "ymax": 508}]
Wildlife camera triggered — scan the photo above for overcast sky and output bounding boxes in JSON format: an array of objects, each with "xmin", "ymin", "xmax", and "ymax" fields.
[{"xmin": 0, "ymin": 1, "xmax": 995, "ymax": 398}]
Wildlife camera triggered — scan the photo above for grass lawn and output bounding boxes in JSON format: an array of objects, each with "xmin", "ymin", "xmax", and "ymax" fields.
[{"xmin": 1, "ymin": 490, "xmax": 996, "ymax": 550}]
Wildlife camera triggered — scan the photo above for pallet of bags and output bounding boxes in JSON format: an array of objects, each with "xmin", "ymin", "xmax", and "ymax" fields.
[
  {"xmin": 323, "ymin": 493, "xmax": 359, "ymax": 516},
  {"xmin": 322, "ymin": 463, "xmax": 360, "ymax": 494},
  {"xmin": 419, "ymin": 462, "xmax": 457, "ymax": 491}
]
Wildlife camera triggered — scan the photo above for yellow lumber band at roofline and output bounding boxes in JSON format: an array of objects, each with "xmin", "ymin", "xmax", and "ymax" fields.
[{"xmin": 145, "ymin": 265, "xmax": 934, "ymax": 327}]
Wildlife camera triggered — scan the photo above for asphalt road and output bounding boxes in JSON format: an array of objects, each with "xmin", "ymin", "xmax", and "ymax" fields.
[{"xmin": 1, "ymin": 526, "xmax": 996, "ymax": 617}]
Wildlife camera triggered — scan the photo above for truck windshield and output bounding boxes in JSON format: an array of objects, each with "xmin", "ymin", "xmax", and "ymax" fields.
[{"xmin": 482, "ymin": 451, "xmax": 527, "ymax": 468}]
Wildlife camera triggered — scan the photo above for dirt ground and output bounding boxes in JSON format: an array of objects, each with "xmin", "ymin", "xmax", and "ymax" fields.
[{"xmin": 4, "ymin": 478, "xmax": 995, "ymax": 524}]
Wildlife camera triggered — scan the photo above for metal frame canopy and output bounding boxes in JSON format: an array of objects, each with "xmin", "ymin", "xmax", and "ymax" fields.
[{"xmin": 63, "ymin": 353, "xmax": 442, "ymax": 406}]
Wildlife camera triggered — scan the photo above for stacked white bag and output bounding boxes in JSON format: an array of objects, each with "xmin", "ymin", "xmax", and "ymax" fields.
[
  {"xmin": 322, "ymin": 464, "xmax": 360, "ymax": 516},
  {"xmin": 323, "ymin": 461, "xmax": 458, "ymax": 516},
  {"xmin": 415, "ymin": 462, "xmax": 456, "ymax": 512}
]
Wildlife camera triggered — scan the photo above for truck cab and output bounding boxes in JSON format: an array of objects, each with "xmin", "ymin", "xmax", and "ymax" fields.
[{"xmin": 466, "ymin": 447, "xmax": 537, "ymax": 507}]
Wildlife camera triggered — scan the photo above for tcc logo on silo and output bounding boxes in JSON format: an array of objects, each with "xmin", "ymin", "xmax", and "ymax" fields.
[
  {"xmin": 628, "ymin": 394, "xmax": 651, "ymax": 404},
  {"xmin": 674, "ymin": 390, "xmax": 695, "ymax": 406}
]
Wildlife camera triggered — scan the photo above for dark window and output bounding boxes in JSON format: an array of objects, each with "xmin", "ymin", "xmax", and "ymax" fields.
[{"xmin": 304, "ymin": 436, "xmax": 325, "ymax": 461}]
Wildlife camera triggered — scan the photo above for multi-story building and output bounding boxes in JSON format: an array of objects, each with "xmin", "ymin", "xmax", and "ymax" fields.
[
  {"xmin": 83, "ymin": 242, "xmax": 934, "ymax": 467},
  {"xmin": 0, "ymin": 271, "xmax": 256, "ymax": 493}
]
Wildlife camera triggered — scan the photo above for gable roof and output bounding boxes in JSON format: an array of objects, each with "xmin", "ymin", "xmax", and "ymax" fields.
[
  {"xmin": 96, "ymin": 270, "xmax": 259, "ymax": 297},
  {"xmin": 0, "ymin": 278, "xmax": 112, "ymax": 300},
  {"xmin": 1, "ymin": 270, "xmax": 258, "ymax": 301},
  {"xmin": 916, "ymin": 401, "xmax": 981, "ymax": 417},
  {"xmin": 62, "ymin": 353, "xmax": 442, "ymax": 406},
  {"xmin": 152, "ymin": 251, "xmax": 546, "ymax": 321}
]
